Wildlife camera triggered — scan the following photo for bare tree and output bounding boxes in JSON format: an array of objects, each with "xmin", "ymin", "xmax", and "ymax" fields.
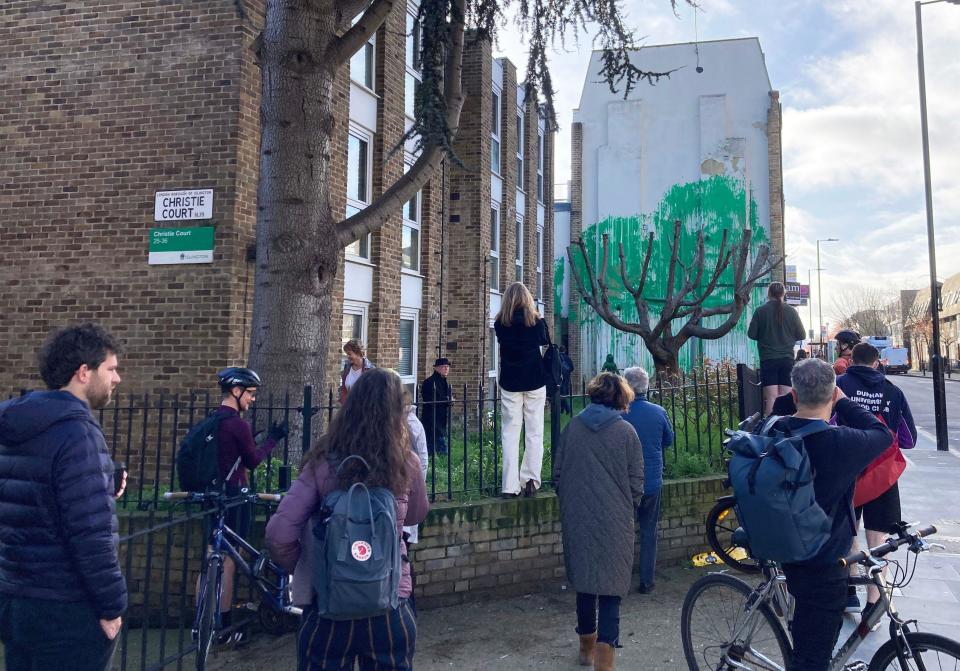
[
  {"xmin": 568, "ymin": 220, "xmax": 780, "ymax": 377},
  {"xmin": 246, "ymin": 0, "xmax": 694, "ymax": 400},
  {"xmin": 830, "ymin": 285, "xmax": 897, "ymax": 337}
]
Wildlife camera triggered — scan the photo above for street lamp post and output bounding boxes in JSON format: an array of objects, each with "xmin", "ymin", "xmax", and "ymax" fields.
[
  {"xmin": 916, "ymin": 0, "xmax": 955, "ymax": 451},
  {"xmin": 808, "ymin": 268, "xmax": 814, "ymax": 343},
  {"xmin": 816, "ymin": 238, "xmax": 839, "ymax": 347}
]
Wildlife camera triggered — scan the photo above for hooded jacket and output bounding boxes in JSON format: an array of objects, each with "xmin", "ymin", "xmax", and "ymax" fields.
[
  {"xmin": 0, "ymin": 391, "xmax": 127, "ymax": 619},
  {"xmin": 553, "ymin": 403, "xmax": 643, "ymax": 596},
  {"xmin": 837, "ymin": 365, "xmax": 917, "ymax": 448}
]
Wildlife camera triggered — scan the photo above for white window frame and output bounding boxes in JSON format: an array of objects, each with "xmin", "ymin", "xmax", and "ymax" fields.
[
  {"xmin": 404, "ymin": 9, "xmax": 422, "ymax": 121},
  {"xmin": 514, "ymin": 215, "xmax": 524, "ymax": 283},
  {"xmin": 402, "ymin": 158, "xmax": 422, "ymax": 273},
  {"xmin": 346, "ymin": 125, "xmax": 374, "ymax": 260},
  {"xmin": 536, "ymin": 224, "xmax": 544, "ymax": 301},
  {"xmin": 398, "ymin": 308, "xmax": 419, "ymax": 387},
  {"xmin": 349, "ymin": 32, "xmax": 376, "ymax": 92},
  {"xmin": 341, "ymin": 301, "xmax": 369, "ymax": 366},
  {"xmin": 516, "ymin": 111, "xmax": 524, "ymax": 192},
  {"xmin": 536, "ymin": 129, "xmax": 545, "ymax": 203},
  {"xmin": 489, "ymin": 204, "xmax": 500, "ymax": 293},
  {"xmin": 490, "ymin": 87, "xmax": 502, "ymax": 175}
]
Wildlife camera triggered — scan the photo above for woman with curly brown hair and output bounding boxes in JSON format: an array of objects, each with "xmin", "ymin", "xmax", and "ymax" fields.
[{"xmin": 266, "ymin": 368, "xmax": 428, "ymax": 671}]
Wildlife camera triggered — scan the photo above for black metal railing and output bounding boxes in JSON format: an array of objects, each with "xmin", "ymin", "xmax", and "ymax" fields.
[{"xmin": 3, "ymin": 367, "xmax": 741, "ymax": 670}]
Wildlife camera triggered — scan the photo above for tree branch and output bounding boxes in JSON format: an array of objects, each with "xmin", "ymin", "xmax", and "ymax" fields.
[
  {"xmin": 331, "ymin": 0, "xmax": 395, "ymax": 66},
  {"xmin": 335, "ymin": 0, "xmax": 466, "ymax": 247}
]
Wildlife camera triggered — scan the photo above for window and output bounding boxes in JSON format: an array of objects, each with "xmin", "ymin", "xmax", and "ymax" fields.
[
  {"xmin": 536, "ymin": 226, "xmax": 544, "ymax": 301},
  {"xmin": 516, "ymin": 112, "xmax": 524, "ymax": 191},
  {"xmin": 404, "ymin": 11, "xmax": 422, "ymax": 120},
  {"xmin": 536, "ymin": 130, "xmax": 545, "ymax": 202},
  {"xmin": 346, "ymin": 130, "xmax": 373, "ymax": 258},
  {"xmin": 489, "ymin": 206, "xmax": 500, "ymax": 292},
  {"xmin": 341, "ymin": 304, "xmax": 367, "ymax": 365},
  {"xmin": 490, "ymin": 89, "xmax": 501, "ymax": 175},
  {"xmin": 350, "ymin": 39, "xmax": 375, "ymax": 90},
  {"xmin": 488, "ymin": 326, "xmax": 498, "ymax": 378},
  {"xmin": 398, "ymin": 318, "xmax": 415, "ymax": 377},
  {"xmin": 347, "ymin": 133, "xmax": 369, "ymax": 203},
  {"xmin": 515, "ymin": 217, "xmax": 523, "ymax": 282},
  {"xmin": 402, "ymin": 162, "xmax": 421, "ymax": 272}
]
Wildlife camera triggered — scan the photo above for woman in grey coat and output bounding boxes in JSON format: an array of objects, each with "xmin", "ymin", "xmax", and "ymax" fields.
[{"xmin": 553, "ymin": 372, "xmax": 644, "ymax": 671}]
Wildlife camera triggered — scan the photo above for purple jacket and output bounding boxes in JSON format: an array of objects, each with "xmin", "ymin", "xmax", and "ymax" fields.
[{"xmin": 265, "ymin": 451, "xmax": 429, "ymax": 606}]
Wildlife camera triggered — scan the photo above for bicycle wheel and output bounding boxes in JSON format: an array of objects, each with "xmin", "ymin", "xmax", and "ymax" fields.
[
  {"xmin": 196, "ymin": 556, "xmax": 223, "ymax": 671},
  {"xmin": 868, "ymin": 631, "xmax": 960, "ymax": 670},
  {"xmin": 681, "ymin": 573, "xmax": 791, "ymax": 671},
  {"xmin": 706, "ymin": 498, "xmax": 761, "ymax": 574}
]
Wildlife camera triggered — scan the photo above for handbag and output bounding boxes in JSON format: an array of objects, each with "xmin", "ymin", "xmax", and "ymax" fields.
[
  {"xmin": 852, "ymin": 383, "xmax": 906, "ymax": 507},
  {"xmin": 541, "ymin": 323, "xmax": 563, "ymax": 396}
]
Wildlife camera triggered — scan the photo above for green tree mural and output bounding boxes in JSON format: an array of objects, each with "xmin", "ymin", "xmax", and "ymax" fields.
[{"xmin": 568, "ymin": 176, "xmax": 781, "ymax": 377}]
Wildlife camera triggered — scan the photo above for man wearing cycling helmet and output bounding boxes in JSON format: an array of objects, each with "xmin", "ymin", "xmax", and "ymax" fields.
[
  {"xmin": 208, "ymin": 367, "xmax": 287, "ymax": 642},
  {"xmin": 833, "ymin": 329, "xmax": 861, "ymax": 376}
]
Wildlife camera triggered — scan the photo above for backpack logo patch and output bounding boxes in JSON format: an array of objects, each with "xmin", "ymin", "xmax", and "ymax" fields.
[{"xmin": 351, "ymin": 540, "xmax": 372, "ymax": 562}]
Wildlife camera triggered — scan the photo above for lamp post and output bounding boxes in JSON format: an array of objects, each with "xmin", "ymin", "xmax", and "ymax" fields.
[
  {"xmin": 816, "ymin": 238, "xmax": 839, "ymax": 346},
  {"xmin": 808, "ymin": 268, "xmax": 814, "ymax": 342},
  {"xmin": 916, "ymin": 0, "xmax": 955, "ymax": 451}
]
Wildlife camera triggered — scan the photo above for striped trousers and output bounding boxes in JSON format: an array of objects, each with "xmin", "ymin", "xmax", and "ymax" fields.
[{"xmin": 298, "ymin": 600, "xmax": 417, "ymax": 671}]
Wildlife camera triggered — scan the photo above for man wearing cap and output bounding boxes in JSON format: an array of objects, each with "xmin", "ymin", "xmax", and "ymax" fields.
[{"xmin": 420, "ymin": 358, "xmax": 452, "ymax": 456}]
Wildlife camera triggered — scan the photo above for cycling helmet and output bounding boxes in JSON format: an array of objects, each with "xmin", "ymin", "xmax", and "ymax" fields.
[
  {"xmin": 835, "ymin": 329, "xmax": 861, "ymax": 346},
  {"xmin": 217, "ymin": 367, "xmax": 262, "ymax": 391}
]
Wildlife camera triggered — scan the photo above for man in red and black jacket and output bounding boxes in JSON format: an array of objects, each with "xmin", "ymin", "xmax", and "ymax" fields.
[{"xmin": 209, "ymin": 367, "xmax": 287, "ymax": 641}]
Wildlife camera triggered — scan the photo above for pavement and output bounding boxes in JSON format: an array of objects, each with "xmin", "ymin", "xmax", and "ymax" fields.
[{"xmin": 208, "ymin": 375, "xmax": 960, "ymax": 670}]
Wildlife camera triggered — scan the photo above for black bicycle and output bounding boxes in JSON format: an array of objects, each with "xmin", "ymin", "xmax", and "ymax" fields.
[
  {"xmin": 681, "ymin": 522, "xmax": 960, "ymax": 670},
  {"xmin": 163, "ymin": 489, "xmax": 301, "ymax": 671},
  {"xmin": 704, "ymin": 412, "xmax": 762, "ymax": 574}
]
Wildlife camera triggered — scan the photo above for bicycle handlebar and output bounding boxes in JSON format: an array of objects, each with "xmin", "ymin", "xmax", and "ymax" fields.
[
  {"xmin": 839, "ymin": 524, "xmax": 937, "ymax": 567},
  {"xmin": 162, "ymin": 491, "xmax": 284, "ymax": 504}
]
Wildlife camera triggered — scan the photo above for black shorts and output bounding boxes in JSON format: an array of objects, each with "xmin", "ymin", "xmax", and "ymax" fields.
[
  {"xmin": 760, "ymin": 357, "xmax": 794, "ymax": 387},
  {"xmin": 855, "ymin": 481, "xmax": 901, "ymax": 533}
]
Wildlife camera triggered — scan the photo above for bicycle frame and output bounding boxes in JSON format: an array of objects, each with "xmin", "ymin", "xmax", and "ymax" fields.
[{"xmin": 194, "ymin": 502, "xmax": 299, "ymax": 636}]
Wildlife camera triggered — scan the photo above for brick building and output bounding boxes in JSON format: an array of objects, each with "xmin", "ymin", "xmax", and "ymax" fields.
[{"xmin": 0, "ymin": 2, "xmax": 554, "ymax": 396}]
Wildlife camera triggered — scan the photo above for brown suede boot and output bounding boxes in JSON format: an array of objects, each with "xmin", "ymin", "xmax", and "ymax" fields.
[
  {"xmin": 578, "ymin": 633, "xmax": 597, "ymax": 666},
  {"xmin": 594, "ymin": 642, "xmax": 615, "ymax": 671}
]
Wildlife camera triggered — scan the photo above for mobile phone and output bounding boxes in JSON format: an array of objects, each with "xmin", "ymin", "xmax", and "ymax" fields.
[{"xmin": 113, "ymin": 462, "xmax": 127, "ymax": 496}]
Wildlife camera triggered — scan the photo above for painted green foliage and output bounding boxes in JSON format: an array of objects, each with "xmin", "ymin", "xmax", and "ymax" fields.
[
  {"xmin": 553, "ymin": 257, "xmax": 564, "ymax": 317},
  {"xmin": 567, "ymin": 175, "xmax": 770, "ymax": 371}
]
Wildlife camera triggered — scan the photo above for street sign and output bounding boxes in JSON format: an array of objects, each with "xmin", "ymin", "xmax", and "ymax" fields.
[
  {"xmin": 785, "ymin": 265, "xmax": 797, "ymax": 283},
  {"xmin": 154, "ymin": 189, "xmax": 213, "ymax": 222},
  {"xmin": 148, "ymin": 227, "xmax": 214, "ymax": 265},
  {"xmin": 785, "ymin": 282, "xmax": 809, "ymax": 306}
]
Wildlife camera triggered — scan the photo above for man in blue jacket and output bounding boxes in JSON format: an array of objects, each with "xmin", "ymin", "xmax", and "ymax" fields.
[
  {"xmin": 0, "ymin": 323, "xmax": 127, "ymax": 671},
  {"xmin": 622, "ymin": 366, "xmax": 675, "ymax": 594}
]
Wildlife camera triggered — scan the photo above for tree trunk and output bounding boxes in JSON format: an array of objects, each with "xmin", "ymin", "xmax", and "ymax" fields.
[
  {"xmin": 647, "ymin": 338, "xmax": 682, "ymax": 381},
  {"xmin": 249, "ymin": 1, "xmax": 340, "ymax": 407}
]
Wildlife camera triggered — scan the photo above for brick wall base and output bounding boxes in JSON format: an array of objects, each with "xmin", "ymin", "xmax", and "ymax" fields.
[{"xmin": 119, "ymin": 475, "xmax": 725, "ymax": 624}]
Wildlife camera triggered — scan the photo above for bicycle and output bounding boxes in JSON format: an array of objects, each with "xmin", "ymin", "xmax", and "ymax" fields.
[
  {"xmin": 704, "ymin": 413, "xmax": 763, "ymax": 574},
  {"xmin": 680, "ymin": 522, "xmax": 960, "ymax": 671},
  {"xmin": 164, "ymin": 489, "xmax": 302, "ymax": 671}
]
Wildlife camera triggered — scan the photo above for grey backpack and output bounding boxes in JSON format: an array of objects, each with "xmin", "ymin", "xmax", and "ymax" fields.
[
  {"xmin": 312, "ymin": 456, "xmax": 401, "ymax": 619},
  {"xmin": 727, "ymin": 416, "xmax": 834, "ymax": 564}
]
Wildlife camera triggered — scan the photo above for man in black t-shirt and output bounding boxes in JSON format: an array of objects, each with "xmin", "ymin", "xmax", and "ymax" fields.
[{"xmin": 777, "ymin": 359, "xmax": 892, "ymax": 671}]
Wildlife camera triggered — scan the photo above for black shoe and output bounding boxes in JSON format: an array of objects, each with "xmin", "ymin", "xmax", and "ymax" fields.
[
  {"xmin": 216, "ymin": 629, "xmax": 247, "ymax": 646},
  {"xmin": 637, "ymin": 582, "xmax": 655, "ymax": 594},
  {"xmin": 500, "ymin": 492, "xmax": 519, "ymax": 499},
  {"xmin": 523, "ymin": 481, "xmax": 537, "ymax": 498}
]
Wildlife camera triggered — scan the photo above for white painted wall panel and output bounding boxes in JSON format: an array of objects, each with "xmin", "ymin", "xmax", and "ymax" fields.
[
  {"xmin": 400, "ymin": 273, "xmax": 423, "ymax": 310},
  {"xmin": 344, "ymin": 261, "xmax": 374, "ymax": 302}
]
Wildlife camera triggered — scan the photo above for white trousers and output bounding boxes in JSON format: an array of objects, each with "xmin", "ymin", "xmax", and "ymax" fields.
[{"xmin": 499, "ymin": 385, "xmax": 546, "ymax": 494}]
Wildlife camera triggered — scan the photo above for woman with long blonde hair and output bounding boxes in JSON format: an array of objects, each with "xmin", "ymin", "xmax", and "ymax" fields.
[{"xmin": 494, "ymin": 282, "xmax": 549, "ymax": 497}]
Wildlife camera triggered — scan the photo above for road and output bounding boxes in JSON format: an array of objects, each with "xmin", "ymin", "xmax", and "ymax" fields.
[{"xmin": 889, "ymin": 373, "xmax": 960, "ymax": 450}]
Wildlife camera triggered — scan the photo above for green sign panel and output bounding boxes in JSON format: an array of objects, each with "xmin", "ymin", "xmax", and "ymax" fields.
[{"xmin": 148, "ymin": 227, "xmax": 215, "ymax": 265}]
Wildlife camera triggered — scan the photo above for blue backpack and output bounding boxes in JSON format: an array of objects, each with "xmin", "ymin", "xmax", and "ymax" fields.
[
  {"xmin": 727, "ymin": 416, "xmax": 834, "ymax": 564},
  {"xmin": 312, "ymin": 456, "xmax": 401, "ymax": 620}
]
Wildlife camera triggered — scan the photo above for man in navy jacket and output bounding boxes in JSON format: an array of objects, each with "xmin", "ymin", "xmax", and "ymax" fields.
[{"xmin": 0, "ymin": 323, "xmax": 127, "ymax": 671}]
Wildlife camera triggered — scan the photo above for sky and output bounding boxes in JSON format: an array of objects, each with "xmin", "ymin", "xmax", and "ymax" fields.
[{"xmin": 494, "ymin": 0, "xmax": 960, "ymax": 334}]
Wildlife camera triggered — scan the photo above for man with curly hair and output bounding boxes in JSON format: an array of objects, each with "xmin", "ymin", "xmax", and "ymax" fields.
[{"xmin": 0, "ymin": 323, "xmax": 127, "ymax": 671}]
